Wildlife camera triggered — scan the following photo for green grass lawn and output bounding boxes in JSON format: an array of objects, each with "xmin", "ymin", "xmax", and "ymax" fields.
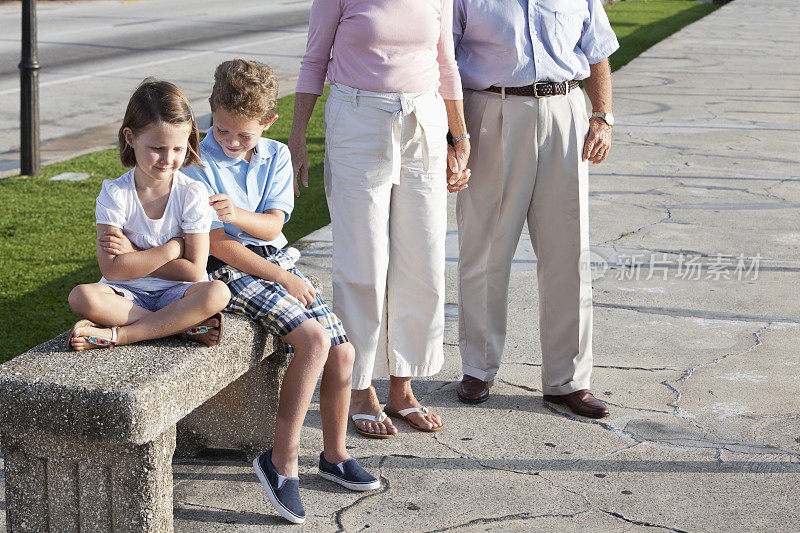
[
  {"xmin": 0, "ymin": 0, "xmax": 720, "ymax": 361},
  {"xmin": 606, "ymin": 0, "xmax": 719, "ymax": 71}
]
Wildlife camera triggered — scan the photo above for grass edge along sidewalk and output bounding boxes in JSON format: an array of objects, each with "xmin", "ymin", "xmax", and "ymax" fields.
[{"xmin": 0, "ymin": 0, "xmax": 720, "ymax": 362}]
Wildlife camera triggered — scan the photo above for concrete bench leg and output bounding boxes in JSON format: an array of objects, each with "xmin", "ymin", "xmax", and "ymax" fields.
[
  {"xmin": 1, "ymin": 426, "xmax": 176, "ymax": 533},
  {"xmin": 176, "ymin": 351, "xmax": 289, "ymax": 460}
]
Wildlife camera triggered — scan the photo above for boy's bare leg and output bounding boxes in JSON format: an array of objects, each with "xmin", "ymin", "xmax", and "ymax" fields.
[
  {"xmin": 386, "ymin": 376, "xmax": 443, "ymax": 431},
  {"xmin": 271, "ymin": 319, "xmax": 331, "ymax": 477},
  {"xmin": 68, "ymin": 281, "xmax": 229, "ymax": 348},
  {"xmin": 319, "ymin": 342, "xmax": 355, "ymax": 463},
  {"xmin": 350, "ymin": 386, "xmax": 397, "ymax": 436}
]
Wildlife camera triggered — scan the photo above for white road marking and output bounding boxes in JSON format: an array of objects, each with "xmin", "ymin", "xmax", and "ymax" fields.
[{"xmin": 0, "ymin": 30, "xmax": 306, "ymax": 97}]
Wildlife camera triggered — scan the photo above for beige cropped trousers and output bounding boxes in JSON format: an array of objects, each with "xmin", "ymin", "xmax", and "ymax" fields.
[
  {"xmin": 457, "ymin": 87, "xmax": 594, "ymax": 395},
  {"xmin": 323, "ymin": 83, "xmax": 448, "ymax": 390}
]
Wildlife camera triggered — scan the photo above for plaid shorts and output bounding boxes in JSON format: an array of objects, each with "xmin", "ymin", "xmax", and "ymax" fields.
[{"xmin": 210, "ymin": 246, "xmax": 348, "ymax": 353}]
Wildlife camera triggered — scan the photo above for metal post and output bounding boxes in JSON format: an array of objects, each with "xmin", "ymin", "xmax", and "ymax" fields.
[{"xmin": 20, "ymin": 0, "xmax": 40, "ymax": 176}]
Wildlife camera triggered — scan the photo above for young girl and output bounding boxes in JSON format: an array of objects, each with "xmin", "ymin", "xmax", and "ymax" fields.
[{"xmin": 67, "ymin": 78, "xmax": 230, "ymax": 350}]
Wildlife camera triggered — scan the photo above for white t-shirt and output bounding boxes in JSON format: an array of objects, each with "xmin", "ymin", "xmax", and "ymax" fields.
[{"xmin": 95, "ymin": 169, "xmax": 213, "ymax": 291}]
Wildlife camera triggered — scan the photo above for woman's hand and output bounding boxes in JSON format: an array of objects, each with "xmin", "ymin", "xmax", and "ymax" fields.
[
  {"xmin": 446, "ymin": 141, "xmax": 471, "ymax": 193},
  {"xmin": 288, "ymin": 134, "xmax": 310, "ymax": 197},
  {"xmin": 288, "ymin": 92, "xmax": 320, "ymax": 197},
  {"xmin": 98, "ymin": 227, "xmax": 138, "ymax": 255}
]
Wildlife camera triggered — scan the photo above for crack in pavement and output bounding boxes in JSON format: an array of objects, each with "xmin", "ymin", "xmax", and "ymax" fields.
[
  {"xmin": 423, "ymin": 510, "xmax": 595, "ymax": 532},
  {"xmin": 500, "ymin": 334, "xmax": 799, "ymax": 458},
  {"xmin": 602, "ymin": 206, "xmax": 673, "ymax": 245},
  {"xmin": 534, "ymin": 442, "xmax": 643, "ymax": 475},
  {"xmin": 504, "ymin": 360, "xmax": 676, "ymax": 372},
  {"xmin": 424, "ymin": 507, "xmax": 691, "ymax": 533},
  {"xmin": 601, "ymin": 510, "xmax": 690, "ymax": 532},
  {"xmin": 665, "ymin": 326, "xmax": 765, "ymax": 419},
  {"xmin": 763, "ymin": 176, "xmax": 793, "ymax": 203},
  {"xmin": 593, "ymin": 303, "xmax": 800, "ymax": 324},
  {"xmin": 431, "ymin": 431, "xmax": 598, "ymax": 513},
  {"xmin": 332, "ymin": 456, "xmax": 390, "ymax": 532},
  {"xmin": 418, "ymin": 379, "xmax": 453, "ymax": 404},
  {"xmin": 648, "ymin": 325, "xmax": 800, "ymax": 457}
]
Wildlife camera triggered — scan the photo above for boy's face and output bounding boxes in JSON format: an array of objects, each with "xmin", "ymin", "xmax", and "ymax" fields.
[{"xmin": 211, "ymin": 109, "xmax": 273, "ymax": 162}]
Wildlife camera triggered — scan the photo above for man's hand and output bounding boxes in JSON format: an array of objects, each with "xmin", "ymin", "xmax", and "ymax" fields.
[
  {"xmin": 209, "ymin": 194, "xmax": 237, "ymax": 224},
  {"xmin": 446, "ymin": 144, "xmax": 471, "ymax": 192},
  {"xmin": 280, "ymin": 271, "xmax": 317, "ymax": 307},
  {"xmin": 582, "ymin": 117, "xmax": 613, "ymax": 164},
  {"xmin": 288, "ymin": 135, "xmax": 310, "ymax": 197},
  {"xmin": 98, "ymin": 227, "xmax": 138, "ymax": 255}
]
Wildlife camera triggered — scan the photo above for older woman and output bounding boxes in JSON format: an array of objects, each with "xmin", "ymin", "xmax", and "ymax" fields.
[{"xmin": 288, "ymin": 0, "xmax": 469, "ymax": 437}]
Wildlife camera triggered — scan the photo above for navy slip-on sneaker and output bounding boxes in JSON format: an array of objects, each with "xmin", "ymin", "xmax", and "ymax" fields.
[
  {"xmin": 318, "ymin": 453, "xmax": 381, "ymax": 491},
  {"xmin": 253, "ymin": 449, "xmax": 305, "ymax": 524}
]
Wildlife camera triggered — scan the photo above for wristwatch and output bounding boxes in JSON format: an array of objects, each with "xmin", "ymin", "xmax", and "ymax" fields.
[
  {"xmin": 591, "ymin": 111, "xmax": 614, "ymax": 127},
  {"xmin": 447, "ymin": 131, "xmax": 471, "ymax": 146}
]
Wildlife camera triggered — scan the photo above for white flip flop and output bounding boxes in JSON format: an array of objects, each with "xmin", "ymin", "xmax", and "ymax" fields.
[{"xmin": 351, "ymin": 411, "xmax": 394, "ymax": 439}]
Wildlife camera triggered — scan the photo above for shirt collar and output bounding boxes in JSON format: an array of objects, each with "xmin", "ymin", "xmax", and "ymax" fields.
[{"xmin": 201, "ymin": 130, "xmax": 276, "ymax": 168}]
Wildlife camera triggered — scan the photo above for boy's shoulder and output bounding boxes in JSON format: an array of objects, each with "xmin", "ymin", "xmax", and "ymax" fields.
[
  {"xmin": 253, "ymin": 137, "xmax": 289, "ymax": 164},
  {"xmin": 196, "ymin": 134, "xmax": 288, "ymax": 167}
]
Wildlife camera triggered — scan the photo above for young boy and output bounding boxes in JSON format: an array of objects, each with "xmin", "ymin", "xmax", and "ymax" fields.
[{"xmin": 184, "ymin": 59, "xmax": 379, "ymax": 524}]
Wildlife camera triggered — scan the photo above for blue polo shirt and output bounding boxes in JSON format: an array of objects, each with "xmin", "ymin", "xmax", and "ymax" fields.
[{"xmin": 184, "ymin": 132, "xmax": 294, "ymax": 249}]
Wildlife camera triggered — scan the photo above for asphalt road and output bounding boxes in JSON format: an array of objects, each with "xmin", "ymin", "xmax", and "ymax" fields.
[{"xmin": 0, "ymin": 0, "xmax": 313, "ymax": 171}]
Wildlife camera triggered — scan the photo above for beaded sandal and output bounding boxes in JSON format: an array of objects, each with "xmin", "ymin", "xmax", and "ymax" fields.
[
  {"xmin": 176, "ymin": 312, "xmax": 224, "ymax": 348},
  {"xmin": 67, "ymin": 319, "xmax": 118, "ymax": 350}
]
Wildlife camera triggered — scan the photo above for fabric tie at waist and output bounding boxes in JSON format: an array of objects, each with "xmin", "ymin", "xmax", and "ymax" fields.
[{"xmin": 330, "ymin": 83, "xmax": 435, "ymax": 176}]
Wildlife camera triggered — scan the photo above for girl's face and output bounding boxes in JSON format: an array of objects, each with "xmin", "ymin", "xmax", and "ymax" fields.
[
  {"xmin": 124, "ymin": 121, "xmax": 192, "ymax": 184},
  {"xmin": 211, "ymin": 108, "xmax": 275, "ymax": 162}
]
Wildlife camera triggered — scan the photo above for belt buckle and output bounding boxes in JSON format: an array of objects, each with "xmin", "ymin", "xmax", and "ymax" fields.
[{"xmin": 531, "ymin": 82, "xmax": 547, "ymax": 98}]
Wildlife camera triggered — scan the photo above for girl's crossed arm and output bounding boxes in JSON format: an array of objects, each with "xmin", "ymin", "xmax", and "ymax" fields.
[
  {"xmin": 96, "ymin": 224, "xmax": 183, "ymax": 281},
  {"xmin": 97, "ymin": 225, "xmax": 209, "ymax": 282},
  {"xmin": 149, "ymin": 231, "xmax": 210, "ymax": 282}
]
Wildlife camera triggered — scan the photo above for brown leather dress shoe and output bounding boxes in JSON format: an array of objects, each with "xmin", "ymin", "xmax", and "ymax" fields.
[
  {"xmin": 542, "ymin": 390, "xmax": 610, "ymax": 418},
  {"xmin": 457, "ymin": 375, "xmax": 490, "ymax": 404}
]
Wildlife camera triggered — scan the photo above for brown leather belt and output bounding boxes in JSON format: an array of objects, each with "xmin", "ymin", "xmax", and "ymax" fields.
[{"xmin": 486, "ymin": 80, "xmax": 580, "ymax": 98}]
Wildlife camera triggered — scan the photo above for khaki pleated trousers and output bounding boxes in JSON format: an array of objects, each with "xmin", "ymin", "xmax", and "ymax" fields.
[
  {"xmin": 324, "ymin": 83, "xmax": 448, "ymax": 390},
  {"xmin": 457, "ymin": 87, "xmax": 594, "ymax": 395}
]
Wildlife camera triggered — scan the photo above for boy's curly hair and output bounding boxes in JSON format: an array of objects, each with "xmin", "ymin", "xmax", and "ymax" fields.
[{"xmin": 209, "ymin": 59, "xmax": 278, "ymax": 124}]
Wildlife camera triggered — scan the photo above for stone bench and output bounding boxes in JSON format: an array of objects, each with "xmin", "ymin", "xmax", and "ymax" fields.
[{"xmin": 0, "ymin": 312, "xmax": 288, "ymax": 532}]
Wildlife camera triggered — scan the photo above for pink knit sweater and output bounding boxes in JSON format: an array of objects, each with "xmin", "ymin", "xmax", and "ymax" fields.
[{"xmin": 296, "ymin": 0, "xmax": 462, "ymax": 100}]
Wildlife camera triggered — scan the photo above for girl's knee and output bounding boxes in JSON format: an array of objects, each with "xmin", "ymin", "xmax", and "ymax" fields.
[
  {"xmin": 68, "ymin": 284, "xmax": 100, "ymax": 315},
  {"xmin": 194, "ymin": 280, "xmax": 230, "ymax": 313},
  {"xmin": 208, "ymin": 280, "xmax": 231, "ymax": 310}
]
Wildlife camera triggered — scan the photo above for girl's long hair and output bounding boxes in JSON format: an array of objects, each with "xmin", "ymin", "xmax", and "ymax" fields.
[{"xmin": 118, "ymin": 78, "xmax": 201, "ymax": 168}]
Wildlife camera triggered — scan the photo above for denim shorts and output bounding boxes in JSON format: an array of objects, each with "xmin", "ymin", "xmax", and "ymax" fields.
[{"xmin": 102, "ymin": 282, "xmax": 193, "ymax": 312}]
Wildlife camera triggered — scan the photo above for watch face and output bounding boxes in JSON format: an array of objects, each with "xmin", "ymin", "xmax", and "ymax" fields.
[{"xmin": 593, "ymin": 112, "xmax": 614, "ymax": 126}]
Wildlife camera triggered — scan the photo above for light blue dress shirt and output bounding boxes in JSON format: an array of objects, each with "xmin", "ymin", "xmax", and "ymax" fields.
[
  {"xmin": 453, "ymin": 0, "xmax": 619, "ymax": 89},
  {"xmin": 184, "ymin": 132, "xmax": 294, "ymax": 249}
]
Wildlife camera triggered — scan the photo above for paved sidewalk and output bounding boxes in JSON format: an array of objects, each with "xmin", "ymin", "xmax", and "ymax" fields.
[
  {"xmin": 169, "ymin": 1, "xmax": 800, "ymax": 530},
  {"xmin": 4, "ymin": 0, "xmax": 799, "ymax": 531}
]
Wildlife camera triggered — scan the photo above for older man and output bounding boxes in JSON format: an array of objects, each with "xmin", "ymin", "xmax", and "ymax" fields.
[{"xmin": 452, "ymin": 0, "xmax": 618, "ymax": 417}]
